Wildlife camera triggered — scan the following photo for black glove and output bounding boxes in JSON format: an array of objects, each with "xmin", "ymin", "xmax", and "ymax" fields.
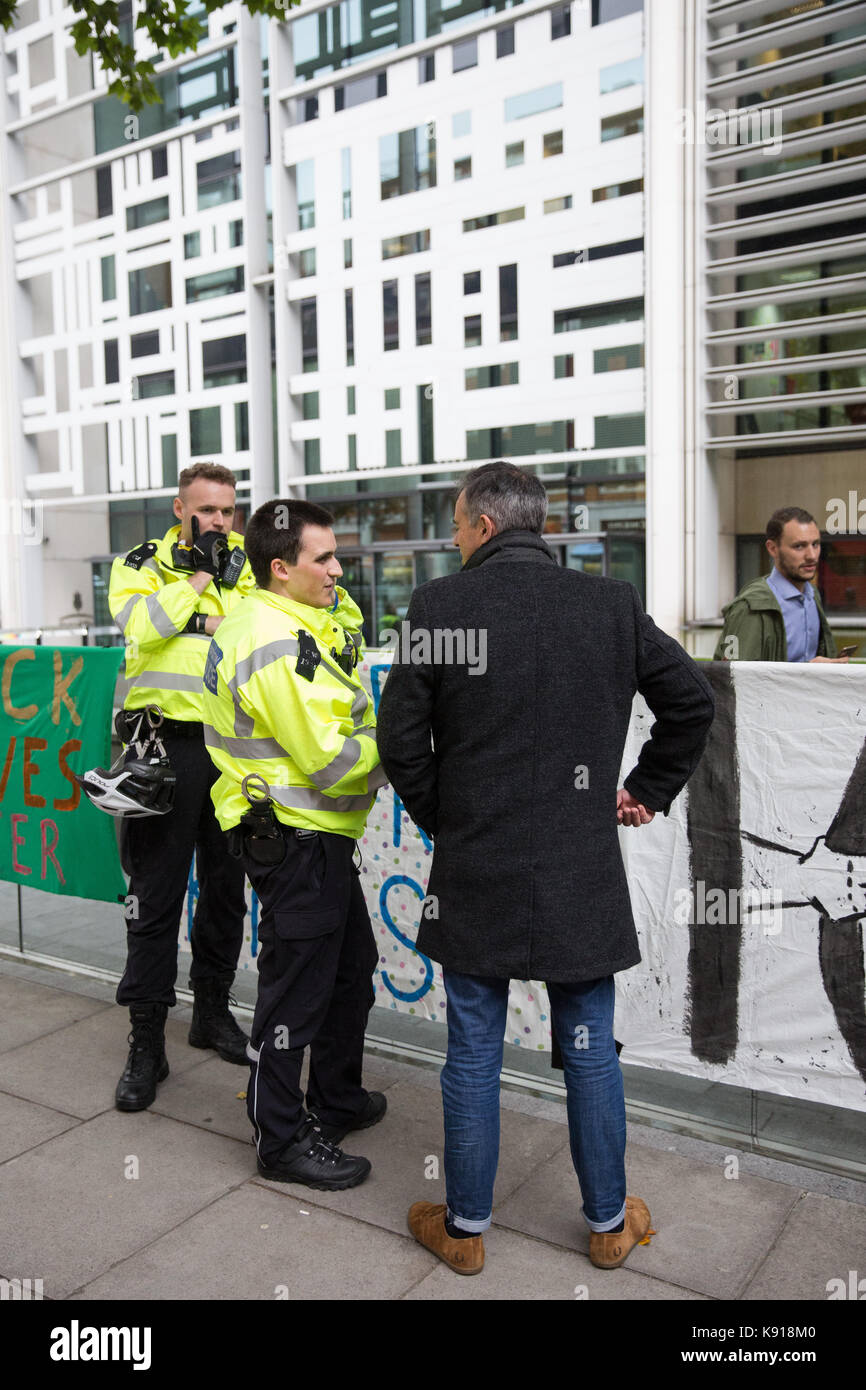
[{"xmin": 189, "ymin": 515, "xmax": 229, "ymax": 576}]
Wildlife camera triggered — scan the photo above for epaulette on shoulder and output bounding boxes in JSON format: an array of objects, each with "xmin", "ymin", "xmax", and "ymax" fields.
[{"xmin": 123, "ymin": 541, "xmax": 158, "ymax": 571}]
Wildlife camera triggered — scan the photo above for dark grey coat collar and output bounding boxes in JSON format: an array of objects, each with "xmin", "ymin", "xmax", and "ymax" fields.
[{"xmin": 461, "ymin": 529, "xmax": 557, "ymax": 572}]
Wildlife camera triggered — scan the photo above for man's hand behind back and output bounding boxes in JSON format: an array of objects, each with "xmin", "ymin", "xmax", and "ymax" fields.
[{"xmin": 617, "ymin": 788, "xmax": 655, "ymax": 827}]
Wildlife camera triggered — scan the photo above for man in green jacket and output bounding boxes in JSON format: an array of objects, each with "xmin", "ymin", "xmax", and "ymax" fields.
[{"xmin": 715, "ymin": 507, "xmax": 848, "ymax": 663}]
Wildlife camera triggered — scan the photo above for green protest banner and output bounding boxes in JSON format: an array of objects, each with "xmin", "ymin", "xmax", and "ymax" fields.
[{"xmin": 0, "ymin": 645, "xmax": 126, "ymax": 903}]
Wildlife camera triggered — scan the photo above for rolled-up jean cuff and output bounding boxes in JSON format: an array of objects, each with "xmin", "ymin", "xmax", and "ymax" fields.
[
  {"xmin": 583, "ymin": 1201, "xmax": 626, "ymax": 1234},
  {"xmin": 447, "ymin": 1206, "xmax": 491, "ymax": 1235}
]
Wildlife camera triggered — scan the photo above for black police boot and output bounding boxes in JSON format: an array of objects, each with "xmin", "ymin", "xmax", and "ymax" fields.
[
  {"xmin": 256, "ymin": 1117, "xmax": 372, "ymax": 1191},
  {"xmin": 188, "ymin": 976, "xmax": 250, "ymax": 1065},
  {"xmin": 115, "ymin": 1003, "xmax": 169, "ymax": 1112}
]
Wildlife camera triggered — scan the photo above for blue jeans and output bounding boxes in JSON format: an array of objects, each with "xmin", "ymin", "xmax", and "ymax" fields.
[{"xmin": 440, "ymin": 970, "xmax": 627, "ymax": 1234}]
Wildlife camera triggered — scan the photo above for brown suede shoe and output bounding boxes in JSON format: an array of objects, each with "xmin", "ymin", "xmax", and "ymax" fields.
[
  {"xmin": 408, "ymin": 1201, "xmax": 485, "ymax": 1275},
  {"xmin": 589, "ymin": 1196, "xmax": 652, "ymax": 1269}
]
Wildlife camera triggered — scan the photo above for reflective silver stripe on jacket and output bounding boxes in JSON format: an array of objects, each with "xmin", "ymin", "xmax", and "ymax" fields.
[
  {"xmin": 203, "ymin": 725, "xmax": 291, "ymax": 761},
  {"xmin": 268, "ymin": 784, "xmax": 374, "ymax": 814},
  {"xmin": 226, "ymin": 639, "xmax": 300, "ymax": 736},
  {"xmin": 145, "ymin": 592, "xmax": 182, "ymax": 639},
  {"xmin": 129, "ymin": 670, "xmax": 203, "ymax": 692}
]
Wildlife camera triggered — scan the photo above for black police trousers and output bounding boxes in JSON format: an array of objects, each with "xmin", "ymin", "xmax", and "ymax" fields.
[
  {"xmin": 242, "ymin": 826, "xmax": 377, "ymax": 1166},
  {"xmin": 116, "ymin": 724, "xmax": 246, "ymax": 1007}
]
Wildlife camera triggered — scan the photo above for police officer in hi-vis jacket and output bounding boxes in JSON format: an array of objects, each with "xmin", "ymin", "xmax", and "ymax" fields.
[
  {"xmin": 108, "ymin": 462, "xmax": 257, "ymax": 1111},
  {"xmin": 201, "ymin": 498, "xmax": 389, "ymax": 1191}
]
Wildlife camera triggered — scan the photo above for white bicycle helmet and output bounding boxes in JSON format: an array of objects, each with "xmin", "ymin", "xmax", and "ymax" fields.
[{"xmin": 75, "ymin": 758, "xmax": 176, "ymax": 818}]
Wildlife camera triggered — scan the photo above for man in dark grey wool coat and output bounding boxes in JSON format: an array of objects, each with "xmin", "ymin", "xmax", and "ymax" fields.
[{"xmin": 376, "ymin": 461, "xmax": 716, "ymax": 1278}]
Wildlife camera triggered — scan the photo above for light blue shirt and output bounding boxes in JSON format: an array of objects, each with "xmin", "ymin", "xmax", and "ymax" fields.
[{"xmin": 766, "ymin": 567, "xmax": 820, "ymax": 662}]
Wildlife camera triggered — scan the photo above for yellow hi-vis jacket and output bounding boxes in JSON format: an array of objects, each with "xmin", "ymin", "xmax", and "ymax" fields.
[
  {"xmin": 108, "ymin": 524, "xmax": 257, "ymax": 721},
  {"xmin": 202, "ymin": 586, "xmax": 388, "ymax": 839}
]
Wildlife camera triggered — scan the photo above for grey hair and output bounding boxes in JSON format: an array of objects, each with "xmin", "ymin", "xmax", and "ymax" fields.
[{"xmin": 459, "ymin": 461, "xmax": 548, "ymax": 535}]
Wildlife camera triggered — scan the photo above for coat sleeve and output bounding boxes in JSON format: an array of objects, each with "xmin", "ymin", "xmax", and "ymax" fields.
[
  {"xmin": 712, "ymin": 598, "xmax": 765, "ymax": 661},
  {"xmin": 374, "ymin": 587, "xmax": 438, "ymax": 836},
  {"xmin": 623, "ymin": 587, "xmax": 716, "ymax": 815},
  {"xmin": 108, "ymin": 552, "xmax": 199, "ymax": 654}
]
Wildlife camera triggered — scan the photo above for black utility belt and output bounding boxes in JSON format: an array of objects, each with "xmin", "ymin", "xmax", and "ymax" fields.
[
  {"xmin": 118, "ymin": 710, "xmax": 202, "ymax": 740},
  {"xmin": 227, "ymin": 814, "xmax": 319, "ymax": 866}
]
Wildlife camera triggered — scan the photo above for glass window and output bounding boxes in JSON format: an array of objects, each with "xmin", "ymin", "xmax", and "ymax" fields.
[
  {"xmin": 554, "ymin": 353, "xmax": 574, "ymax": 377},
  {"xmin": 497, "ymin": 25, "xmax": 515, "ymax": 58},
  {"xmin": 136, "ymin": 370, "xmax": 175, "ymax": 399},
  {"xmin": 183, "ymin": 231, "xmax": 200, "ymax": 259},
  {"xmin": 190, "ymin": 406, "xmax": 222, "ymax": 455},
  {"xmin": 592, "ymin": 178, "xmax": 642, "ymax": 201},
  {"xmin": 196, "ymin": 150, "xmax": 241, "ymax": 209},
  {"xmin": 235, "ymin": 399, "xmax": 249, "ymax": 452},
  {"xmin": 161, "ymin": 435, "xmax": 178, "ymax": 488},
  {"xmin": 126, "ymin": 196, "xmax": 169, "ymax": 231},
  {"xmin": 453, "ymin": 37, "xmax": 477, "ymax": 73},
  {"xmin": 419, "ymin": 53, "xmax": 435, "ymax": 83},
  {"xmin": 553, "ymin": 251, "xmax": 578, "ymax": 267},
  {"xmin": 555, "ymin": 298, "xmax": 643, "ymax": 332},
  {"xmin": 601, "ymin": 107, "xmax": 643, "ymax": 141},
  {"xmin": 335, "ymin": 70, "xmax": 387, "ymax": 111},
  {"xmin": 592, "ymin": 0, "xmax": 643, "ymax": 23},
  {"xmin": 151, "ymin": 145, "xmax": 168, "ymax": 179},
  {"xmin": 341, "ymin": 148, "xmax": 351, "ymax": 219},
  {"xmin": 454, "ymin": 156, "xmax": 472, "ymax": 180},
  {"xmin": 202, "ymin": 334, "xmax": 246, "ymax": 388},
  {"xmin": 304, "ymin": 439, "xmax": 320, "ymax": 475},
  {"xmin": 464, "ymin": 271, "xmax": 481, "ymax": 294},
  {"xmin": 594, "ymin": 413, "xmax": 645, "ymax": 447},
  {"xmin": 505, "ymin": 141, "xmax": 524, "ymax": 167},
  {"xmin": 131, "ymin": 330, "xmax": 159, "ymax": 358},
  {"xmin": 129, "ymin": 263, "xmax": 172, "ymax": 315},
  {"xmin": 385, "ymin": 387, "xmax": 401, "ymax": 409},
  {"xmin": 464, "ymin": 314, "xmax": 482, "ymax": 347},
  {"xmin": 345, "ymin": 288, "xmax": 354, "ymax": 367},
  {"xmin": 104, "ymin": 339, "xmax": 119, "ymax": 385},
  {"xmin": 302, "ymin": 391, "xmax": 319, "ymax": 420},
  {"xmin": 229, "ymin": 218, "xmax": 243, "ymax": 247},
  {"xmin": 347, "ymin": 385, "xmax": 356, "ymax": 414},
  {"xmin": 465, "ymin": 362, "xmax": 519, "ymax": 389},
  {"xmin": 467, "ymin": 421, "xmax": 574, "ymax": 458},
  {"xmin": 415, "ymin": 272, "xmax": 432, "ymax": 346},
  {"xmin": 499, "ymin": 263, "xmax": 518, "ymax": 341},
  {"xmin": 463, "ymin": 207, "xmax": 525, "ymax": 231},
  {"xmin": 96, "ymin": 165, "xmax": 113, "ymax": 218},
  {"xmin": 298, "ymin": 94, "xmax": 319, "ymax": 122},
  {"xmin": 348, "ymin": 434, "xmax": 357, "ymax": 468},
  {"xmin": 301, "ymin": 297, "xmax": 318, "ymax": 372},
  {"xmin": 505, "ymin": 83, "xmax": 563, "ymax": 122},
  {"xmin": 543, "ymin": 130, "xmax": 563, "ymax": 157},
  {"xmin": 589, "ymin": 237, "xmax": 644, "ymax": 260},
  {"xmin": 543, "ymin": 195, "xmax": 572, "ymax": 213},
  {"xmin": 185, "ymin": 266, "xmax": 244, "ymax": 301},
  {"xmin": 551, "ymin": 4, "xmax": 571, "ymax": 39},
  {"xmin": 94, "ymin": 48, "xmax": 238, "ymax": 155},
  {"xmin": 101, "ymin": 254, "xmax": 116, "ymax": 301},
  {"xmin": 294, "ymin": 158, "xmax": 315, "ymax": 229},
  {"xmin": 382, "ymin": 230, "xmax": 431, "ymax": 259},
  {"xmin": 452, "ymin": 110, "xmax": 471, "ymax": 137},
  {"xmin": 298, "ymin": 248, "xmax": 317, "ymax": 277},
  {"xmin": 386, "ymin": 428, "xmax": 402, "ymax": 466},
  {"xmin": 599, "ymin": 55, "xmax": 643, "ymax": 93},
  {"xmin": 380, "ymin": 124, "xmax": 437, "ymax": 199},
  {"xmin": 418, "ymin": 384, "xmax": 434, "ymax": 465},
  {"xmin": 383, "ymin": 281, "xmax": 399, "ymax": 351},
  {"xmin": 594, "ymin": 344, "xmax": 644, "ymax": 372},
  {"xmin": 344, "ymin": 238, "xmax": 353, "ymax": 268}
]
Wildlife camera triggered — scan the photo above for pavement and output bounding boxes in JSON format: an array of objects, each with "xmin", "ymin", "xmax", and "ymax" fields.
[{"xmin": 2, "ymin": 952, "xmax": 865, "ymax": 1305}]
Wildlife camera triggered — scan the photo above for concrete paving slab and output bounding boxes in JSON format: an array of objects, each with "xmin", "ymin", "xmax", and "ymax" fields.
[
  {"xmin": 71, "ymin": 1184, "xmax": 437, "ymax": 1301},
  {"xmin": 493, "ymin": 1139, "xmax": 801, "ymax": 1299},
  {"xmin": 150, "ymin": 1056, "xmax": 397, "ymax": 1145},
  {"xmin": 1, "ymin": 1109, "xmax": 252, "ymax": 1299},
  {"xmin": 403, "ymin": 1224, "xmax": 711, "ymax": 1301},
  {"xmin": 0, "ymin": 1090, "xmax": 81, "ymax": 1162},
  {"xmin": 0, "ymin": 1006, "xmax": 210, "ymax": 1118},
  {"xmin": 253, "ymin": 1078, "xmax": 571, "ymax": 1237},
  {"xmin": 740, "ymin": 1192, "xmax": 866, "ymax": 1301},
  {"xmin": 0, "ymin": 975, "xmax": 109, "ymax": 1054}
]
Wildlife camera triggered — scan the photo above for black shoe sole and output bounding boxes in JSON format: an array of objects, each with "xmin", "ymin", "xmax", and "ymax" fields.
[
  {"xmin": 256, "ymin": 1160, "xmax": 371, "ymax": 1191},
  {"xmin": 115, "ymin": 1059, "xmax": 169, "ymax": 1112},
  {"xmin": 188, "ymin": 1033, "xmax": 250, "ymax": 1065}
]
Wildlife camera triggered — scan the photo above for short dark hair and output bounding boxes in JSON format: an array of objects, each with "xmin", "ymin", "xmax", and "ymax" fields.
[
  {"xmin": 178, "ymin": 462, "xmax": 237, "ymax": 493},
  {"xmin": 459, "ymin": 461, "xmax": 548, "ymax": 534},
  {"xmin": 766, "ymin": 506, "xmax": 817, "ymax": 543},
  {"xmin": 245, "ymin": 498, "xmax": 335, "ymax": 589}
]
